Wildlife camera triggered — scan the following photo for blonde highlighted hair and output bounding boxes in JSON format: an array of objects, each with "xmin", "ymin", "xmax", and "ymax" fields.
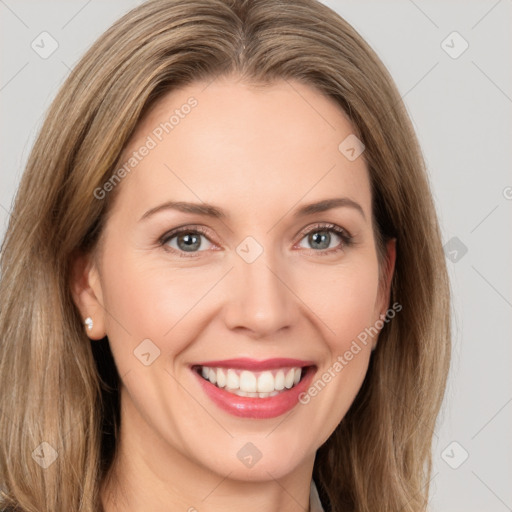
[{"xmin": 0, "ymin": 1, "xmax": 450, "ymax": 510}]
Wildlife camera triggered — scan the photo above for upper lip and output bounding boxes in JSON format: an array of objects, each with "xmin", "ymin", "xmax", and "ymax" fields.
[{"xmin": 192, "ymin": 357, "xmax": 315, "ymax": 371}]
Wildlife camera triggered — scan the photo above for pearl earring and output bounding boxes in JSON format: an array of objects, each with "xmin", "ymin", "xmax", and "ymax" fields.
[{"xmin": 84, "ymin": 317, "xmax": 93, "ymax": 331}]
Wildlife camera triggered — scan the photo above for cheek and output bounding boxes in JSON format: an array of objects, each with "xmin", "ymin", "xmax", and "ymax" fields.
[
  {"xmin": 289, "ymin": 257, "xmax": 380, "ymax": 444},
  {"xmin": 100, "ymin": 234, "xmax": 380, "ymax": 371},
  {"xmin": 99, "ymin": 248, "xmax": 219, "ymax": 358},
  {"xmin": 296, "ymin": 255, "xmax": 380, "ymax": 350},
  {"xmin": 102, "ymin": 245, "xmax": 380, "ymax": 335}
]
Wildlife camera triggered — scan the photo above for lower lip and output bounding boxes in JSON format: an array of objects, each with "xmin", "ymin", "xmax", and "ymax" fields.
[{"xmin": 193, "ymin": 366, "xmax": 316, "ymax": 419}]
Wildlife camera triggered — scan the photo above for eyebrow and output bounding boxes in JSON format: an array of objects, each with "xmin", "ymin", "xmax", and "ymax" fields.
[{"xmin": 139, "ymin": 197, "xmax": 366, "ymax": 222}]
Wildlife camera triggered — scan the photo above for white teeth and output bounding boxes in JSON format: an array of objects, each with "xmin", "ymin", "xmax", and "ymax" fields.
[
  {"xmin": 257, "ymin": 371, "xmax": 275, "ymax": 393},
  {"xmin": 216, "ymin": 368, "xmax": 226, "ymax": 388},
  {"xmin": 199, "ymin": 365, "xmax": 305, "ymax": 396},
  {"xmin": 226, "ymin": 369, "xmax": 239, "ymax": 389},
  {"xmin": 227, "ymin": 390, "xmax": 281, "ymax": 398},
  {"xmin": 239, "ymin": 370, "xmax": 257, "ymax": 392},
  {"xmin": 274, "ymin": 370, "xmax": 285, "ymax": 390},
  {"xmin": 284, "ymin": 369, "xmax": 295, "ymax": 389}
]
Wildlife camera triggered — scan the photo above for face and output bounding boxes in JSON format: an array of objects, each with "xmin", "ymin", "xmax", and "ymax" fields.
[{"xmin": 74, "ymin": 76, "xmax": 395, "ymax": 483}]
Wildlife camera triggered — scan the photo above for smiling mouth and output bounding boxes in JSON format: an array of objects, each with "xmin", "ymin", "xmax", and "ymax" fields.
[{"xmin": 192, "ymin": 365, "xmax": 313, "ymax": 398}]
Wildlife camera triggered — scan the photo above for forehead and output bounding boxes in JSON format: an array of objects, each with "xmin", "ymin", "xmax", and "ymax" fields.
[{"xmin": 113, "ymin": 77, "xmax": 372, "ymax": 219}]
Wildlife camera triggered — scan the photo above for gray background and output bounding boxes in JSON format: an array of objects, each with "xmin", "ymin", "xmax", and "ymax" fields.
[{"xmin": 1, "ymin": 1, "xmax": 511, "ymax": 510}]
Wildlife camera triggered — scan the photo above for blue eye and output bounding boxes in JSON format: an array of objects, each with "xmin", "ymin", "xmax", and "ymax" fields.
[
  {"xmin": 160, "ymin": 226, "xmax": 214, "ymax": 256},
  {"xmin": 159, "ymin": 223, "xmax": 353, "ymax": 258},
  {"xmin": 297, "ymin": 223, "xmax": 353, "ymax": 256}
]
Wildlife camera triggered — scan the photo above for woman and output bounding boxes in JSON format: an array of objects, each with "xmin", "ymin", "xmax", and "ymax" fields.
[{"xmin": 0, "ymin": 0, "xmax": 451, "ymax": 510}]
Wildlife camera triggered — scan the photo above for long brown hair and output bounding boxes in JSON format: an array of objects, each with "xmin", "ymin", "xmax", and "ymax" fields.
[{"xmin": 0, "ymin": 1, "xmax": 451, "ymax": 510}]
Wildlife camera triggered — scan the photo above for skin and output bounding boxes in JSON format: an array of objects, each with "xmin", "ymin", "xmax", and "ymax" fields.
[{"xmin": 72, "ymin": 75, "xmax": 395, "ymax": 512}]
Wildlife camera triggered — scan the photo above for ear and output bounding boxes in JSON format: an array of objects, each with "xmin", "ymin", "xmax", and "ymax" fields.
[
  {"xmin": 373, "ymin": 237, "xmax": 397, "ymax": 349},
  {"xmin": 70, "ymin": 251, "xmax": 107, "ymax": 340}
]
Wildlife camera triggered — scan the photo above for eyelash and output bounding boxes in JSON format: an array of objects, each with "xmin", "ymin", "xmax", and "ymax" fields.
[{"xmin": 159, "ymin": 223, "xmax": 354, "ymax": 259}]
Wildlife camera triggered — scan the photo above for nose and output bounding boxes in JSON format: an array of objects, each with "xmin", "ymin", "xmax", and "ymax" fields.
[{"xmin": 221, "ymin": 249, "xmax": 298, "ymax": 339}]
